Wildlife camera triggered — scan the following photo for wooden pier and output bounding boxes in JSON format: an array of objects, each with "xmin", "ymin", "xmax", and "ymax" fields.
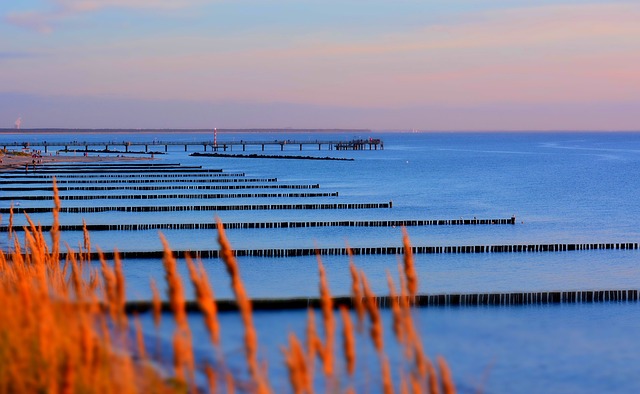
[{"xmin": 3, "ymin": 137, "xmax": 383, "ymax": 153}]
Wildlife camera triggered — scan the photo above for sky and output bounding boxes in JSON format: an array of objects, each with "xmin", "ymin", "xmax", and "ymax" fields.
[{"xmin": 1, "ymin": 0, "xmax": 639, "ymax": 130}]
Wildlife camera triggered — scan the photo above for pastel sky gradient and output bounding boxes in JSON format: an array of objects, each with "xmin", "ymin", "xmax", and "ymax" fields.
[{"xmin": 1, "ymin": 0, "xmax": 639, "ymax": 130}]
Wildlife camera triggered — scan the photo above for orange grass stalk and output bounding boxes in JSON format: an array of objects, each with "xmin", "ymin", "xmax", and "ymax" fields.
[
  {"xmin": 98, "ymin": 249, "xmax": 117, "ymax": 322},
  {"xmin": 282, "ymin": 333, "xmax": 308, "ymax": 394},
  {"xmin": 150, "ymin": 278, "xmax": 162, "ymax": 328},
  {"xmin": 317, "ymin": 257, "xmax": 335, "ymax": 377},
  {"xmin": 397, "ymin": 263, "xmax": 417, "ymax": 361},
  {"xmin": 114, "ymin": 250, "xmax": 128, "ymax": 328},
  {"xmin": 427, "ymin": 358, "xmax": 440, "ymax": 394},
  {"xmin": 226, "ymin": 371, "xmax": 236, "ymax": 394},
  {"xmin": 134, "ymin": 313, "xmax": 147, "ymax": 360},
  {"xmin": 59, "ymin": 356, "xmax": 75, "ymax": 394},
  {"xmin": 402, "ymin": 227, "xmax": 418, "ymax": 299},
  {"xmin": 438, "ymin": 356, "xmax": 456, "ymax": 394},
  {"xmin": 82, "ymin": 219, "xmax": 91, "ymax": 262},
  {"xmin": 339, "ymin": 305, "xmax": 356, "ymax": 377},
  {"xmin": 216, "ymin": 218, "xmax": 268, "ymax": 393},
  {"xmin": 159, "ymin": 233, "xmax": 195, "ymax": 387},
  {"xmin": 348, "ymin": 259, "xmax": 365, "ymax": 331},
  {"xmin": 67, "ymin": 248, "xmax": 84, "ymax": 301},
  {"xmin": 305, "ymin": 308, "xmax": 320, "ymax": 390},
  {"xmin": 381, "ymin": 355, "xmax": 394, "ymax": 394},
  {"xmin": 186, "ymin": 254, "xmax": 220, "ymax": 345},
  {"xmin": 399, "ymin": 373, "xmax": 408, "ymax": 394},
  {"xmin": 360, "ymin": 271, "xmax": 383, "ymax": 353},
  {"xmin": 386, "ymin": 271, "xmax": 404, "ymax": 344},
  {"xmin": 172, "ymin": 331, "xmax": 187, "ymax": 384},
  {"xmin": 160, "ymin": 234, "xmax": 188, "ymax": 332},
  {"xmin": 205, "ymin": 363, "xmax": 217, "ymax": 394},
  {"xmin": 23, "ymin": 226, "xmax": 48, "ymax": 293},
  {"xmin": 8, "ymin": 203, "xmax": 13, "ymax": 240},
  {"xmin": 50, "ymin": 177, "xmax": 61, "ymax": 263}
]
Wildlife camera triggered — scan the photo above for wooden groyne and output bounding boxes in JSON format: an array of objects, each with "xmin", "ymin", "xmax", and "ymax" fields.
[
  {"xmin": 54, "ymin": 242, "xmax": 638, "ymax": 260},
  {"xmin": 0, "ymin": 218, "xmax": 517, "ymax": 232},
  {"xmin": 0, "ymin": 192, "xmax": 339, "ymax": 201},
  {"xmin": 124, "ymin": 289, "xmax": 640, "ymax": 312},
  {"xmin": 0, "ymin": 171, "xmax": 245, "ymax": 179},
  {"xmin": 4, "ymin": 202, "xmax": 392, "ymax": 214},
  {"xmin": 2, "ymin": 178, "xmax": 278, "ymax": 192},
  {"xmin": 1, "ymin": 184, "xmax": 320, "ymax": 192},
  {"xmin": 33, "ymin": 162, "xmax": 183, "ymax": 167},
  {"xmin": 18, "ymin": 168, "xmax": 236, "ymax": 174},
  {"xmin": 1, "ymin": 177, "xmax": 261, "ymax": 186},
  {"xmin": 0, "ymin": 173, "xmax": 246, "ymax": 181},
  {"xmin": 33, "ymin": 163, "xmax": 196, "ymax": 170}
]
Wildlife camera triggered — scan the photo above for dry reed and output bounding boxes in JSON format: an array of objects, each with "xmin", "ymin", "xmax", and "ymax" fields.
[
  {"xmin": 216, "ymin": 218, "xmax": 269, "ymax": 394},
  {"xmin": 402, "ymin": 227, "xmax": 418, "ymax": 299},
  {"xmin": 186, "ymin": 254, "xmax": 220, "ymax": 346},
  {"xmin": 317, "ymin": 257, "xmax": 335, "ymax": 378},
  {"xmin": 348, "ymin": 259, "xmax": 365, "ymax": 331},
  {"xmin": 339, "ymin": 305, "xmax": 356, "ymax": 377},
  {"xmin": 360, "ymin": 272, "xmax": 384, "ymax": 353},
  {"xmin": 0, "ymin": 181, "xmax": 458, "ymax": 394},
  {"xmin": 150, "ymin": 278, "xmax": 162, "ymax": 328}
]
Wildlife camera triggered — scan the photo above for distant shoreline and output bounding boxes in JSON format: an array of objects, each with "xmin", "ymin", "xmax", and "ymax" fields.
[{"xmin": 0, "ymin": 153, "xmax": 149, "ymax": 172}]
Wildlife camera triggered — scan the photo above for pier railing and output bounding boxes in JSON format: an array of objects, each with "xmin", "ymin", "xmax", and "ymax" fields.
[{"xmin": 3, "ymin": 138, "xmax": 383, "ymax": 153}]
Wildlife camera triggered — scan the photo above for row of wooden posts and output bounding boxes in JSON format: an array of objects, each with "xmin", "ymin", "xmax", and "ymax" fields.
[{"xmin": 125, "ymin": 289, "xmax": 640, "ymax": 312}]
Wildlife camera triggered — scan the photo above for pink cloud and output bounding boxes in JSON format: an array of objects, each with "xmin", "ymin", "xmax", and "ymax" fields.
[
  {"xmin": 55, "ymin": 0, "xmax": 207, "ymax": 12},
  {"xmin": 4, "ymin": 0, "xmax": 207, "ymax": 33},
  {"xmin": 5, "ymin": 11, "xmax": 54, "ymax": 34}
]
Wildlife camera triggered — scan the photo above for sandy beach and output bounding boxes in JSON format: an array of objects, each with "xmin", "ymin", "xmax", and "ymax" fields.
[{"xmin": 0, "ymin": 152, "xmax": 150, "ymax": 172}]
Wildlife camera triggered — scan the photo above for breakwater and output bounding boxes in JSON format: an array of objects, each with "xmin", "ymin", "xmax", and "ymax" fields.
[
  {"xmin": 190, "ymin": 152, "xmax": 355, "ymax": 161},
  {"xmin": 1, "ymin": 184, "xmax": 320, "ymax": 192},
  {"xmin": 21, "ymin": 167, "xmax": 225, "ymax": 174},
  {"xmin": 0, "ymin": 192, "xmax": 339, "ymax": 201},
  {"xmin": 124, "ymin": 289, "xmax": 640, "ymax": 312},
  {"xmin": 0, "ymin": 172, "xmax": 246, "ymax": 179},
  {"xmin": 4, "ymin": 202, "xmax": 392, "ymax": 214},
  {"xmin": 4, "ymin": 178, "xmax": 277, "ymax": 188},
  {"xmin": 0, "ymin": 217, "xmax": 517, "ymax": 232},
  {"xmin": 0, "ymin": 173, "xmax": 246, "ymax": 182},
  {"xmin": 57, "ymin": 241, "xmax": 638, "ymax": 260}
]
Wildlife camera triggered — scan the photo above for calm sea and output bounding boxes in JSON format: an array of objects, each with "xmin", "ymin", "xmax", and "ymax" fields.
[{"xmin": 2, "ymin": 130, "xmax": 640, "ymax": 393}]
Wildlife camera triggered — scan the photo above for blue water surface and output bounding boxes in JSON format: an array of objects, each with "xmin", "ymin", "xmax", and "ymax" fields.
[{"xmin": 2, "ymin": 130, "xmax": 640, "ymax": 392}]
